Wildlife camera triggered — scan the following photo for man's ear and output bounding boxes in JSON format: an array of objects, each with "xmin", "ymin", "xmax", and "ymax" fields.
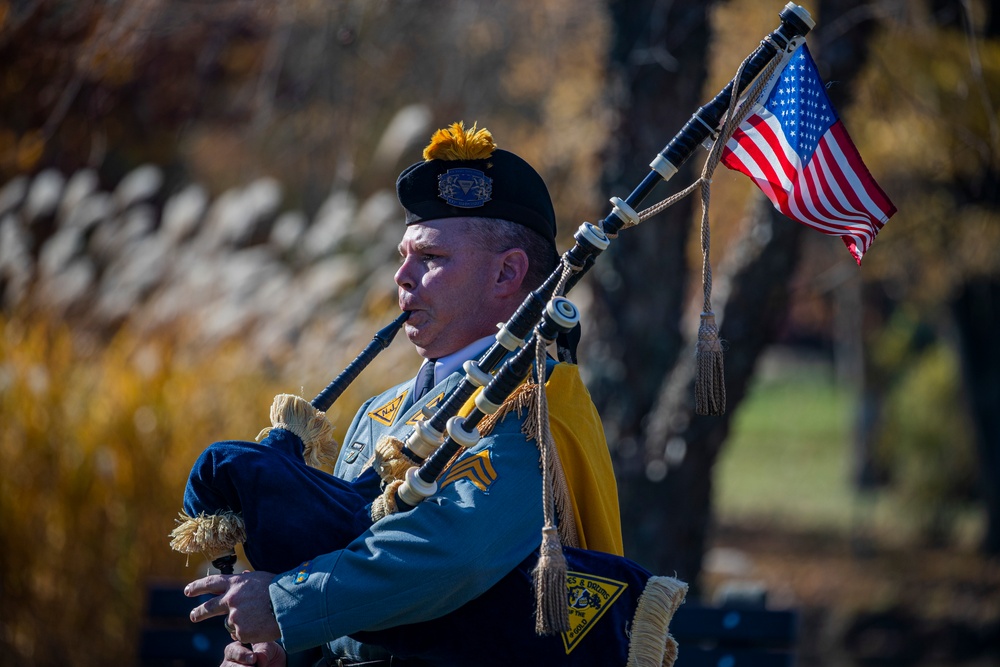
[{"xmin": 494, "ymin": 248, "xmax": 530, "ymax": 298}]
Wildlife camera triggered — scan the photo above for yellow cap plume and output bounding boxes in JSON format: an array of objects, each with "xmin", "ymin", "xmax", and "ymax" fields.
[{"xmin": 423, "ymin": 121, "xmax": 496, "ymax": 161}]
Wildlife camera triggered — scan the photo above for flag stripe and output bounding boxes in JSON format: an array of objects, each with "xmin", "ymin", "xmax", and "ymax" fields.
[
  {"xmin": 825, "ymin": 123, "xmax": 896, "ymax": 221},
  {"xmin": 798, "ymin": 167, "xmax": 869, "ymax": 258},
  {"xmin": 800, "ymin": 150, "xmax": 876, "ymax": 238},
  {"xmin": 817, "ymin": 134, "xmax": 879, "ymax": 225},
  {"xmin": 809, "ymin": 144, "xmax": 876, "ymax": 256},
  {"xmin": 725, "ymin": 124, "xmax": 788, "ymax": 205},
  {"xmin": 812, "ymin": 144, "xmax": 874, "ymax": 226},
  {"xmin": 811, "ymin": 141, "xmax": 875, "ymax": 224},
  {"xmin": 792, "ymin": 167, "xmax": 873, "ymax": 246}
]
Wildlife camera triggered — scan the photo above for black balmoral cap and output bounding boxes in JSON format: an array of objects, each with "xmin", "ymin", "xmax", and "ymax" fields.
[{"xmin": 396, "ymin": 125, "xmax": 557, "ymax": 246}]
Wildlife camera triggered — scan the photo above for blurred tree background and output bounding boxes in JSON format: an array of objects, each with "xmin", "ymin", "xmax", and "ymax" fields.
[{"xmin": 1, "ymin": 0, "xmax": 998, "ymax": 665}]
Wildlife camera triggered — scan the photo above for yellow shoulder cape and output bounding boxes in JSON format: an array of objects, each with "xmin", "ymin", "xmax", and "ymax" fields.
[
  {"xmin": 544, "ymin": 363, "xmax": 623, "ymax": 556},
  {"xmin": 459, "ymin": 362, "xmax": 623, "ymax": 556}
]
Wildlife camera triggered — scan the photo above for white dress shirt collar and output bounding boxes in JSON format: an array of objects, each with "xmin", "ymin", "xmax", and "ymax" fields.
[{"xmin": 420, "ymin": 335, "xmax": 495, "ymax": 387}]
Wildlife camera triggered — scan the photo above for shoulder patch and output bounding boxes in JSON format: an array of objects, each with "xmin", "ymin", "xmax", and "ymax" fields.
[
  {"xmin": 294, "ymin": 560, "xmax": 312, "ymax": 584},
  {"xmin": 562, "ymin": 572, "xmax": 628, "ymax": 654},
  {"xmin": 440, "ymin": 450, "xmax": 497, "ymax": 492},
  {"xmin": 405, "ymin": 391, "xmax": 445, "ymax": 425},
  {"xmin": 369, "ymin": 392, "xmax": 406, "ymax": 426}
]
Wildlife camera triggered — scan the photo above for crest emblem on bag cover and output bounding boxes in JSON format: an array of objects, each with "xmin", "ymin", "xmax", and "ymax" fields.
[
  {"xmin": 561, "ymin": 573, "xmax": 627, "ymax": 654},
  {"xmin": 437, "ymin": 168, "xmax": 492, "ymax": 208}
]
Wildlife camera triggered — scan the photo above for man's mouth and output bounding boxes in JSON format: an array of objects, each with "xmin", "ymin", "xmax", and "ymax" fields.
[{"xmin": 402, "ymin": 308, "xmax": 427, "ymax": 326}]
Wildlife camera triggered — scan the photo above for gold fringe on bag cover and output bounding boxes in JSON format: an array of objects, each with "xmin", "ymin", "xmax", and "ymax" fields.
[
  {"xmin": 256, "ymin": 393, "xmax": 340, "ymax": 469},
  {"xmin": 662, "ymin": 636, "xmax": 679, "ymax": 667},
  {"xmin": 372, "ymin": 435, "xmax": 419, "ymax": 484},
  {"xmin": 370, "ymin": 479, "xmax": 405, "ymax": 522},
  {"xmin": 625, "ymin": 575, "xmax": 688, "ymax": 667},
  {"xmin": 169, "ymin": 510, "xmax": 247, "ymax": 561}
]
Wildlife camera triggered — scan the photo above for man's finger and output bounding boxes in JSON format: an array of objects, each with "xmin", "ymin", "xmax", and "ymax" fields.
[
  {"xmin": 254, "ymin": 642, "xmax": 286, "ymax": 667},
  {"xmin": 184, "ymin": 574, "xmax": 231, "ymax": 597},
  {"xmin": 222, "ymin": 640, "xmax": 256, "ymax": 665},
  {"xmin": 188, "ymin": 593, "xmax": 228, "ymax": 623}
]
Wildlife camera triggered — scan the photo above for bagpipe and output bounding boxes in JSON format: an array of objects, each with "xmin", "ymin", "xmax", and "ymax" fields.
[{"xmin": 171, "ymin": 4, "xmax": 815, "ymax": 665}]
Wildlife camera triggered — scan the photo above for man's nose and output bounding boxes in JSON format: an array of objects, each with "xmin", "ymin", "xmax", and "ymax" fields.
[{"xmin": 394, "ymin": 258, "xmax": 416, "ymax": 290}]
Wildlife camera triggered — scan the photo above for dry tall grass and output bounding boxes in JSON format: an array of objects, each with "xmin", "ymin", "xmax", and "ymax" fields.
[
  {"xmin": 0, "ymin": 160, "xmax": 421, "ymax": 665},
  {"xmin": 0, "ymin": 312, "xmax": 285, "ymax": 665}
]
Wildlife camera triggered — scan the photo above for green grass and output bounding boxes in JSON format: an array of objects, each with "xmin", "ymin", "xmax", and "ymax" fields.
[
  {"xmin": 716, "ymin": 349, "xmax": 988, "ymax": 548},
  {"xmin": 715, "ymin": 355, "xmax": 858, "ymax": 531}
]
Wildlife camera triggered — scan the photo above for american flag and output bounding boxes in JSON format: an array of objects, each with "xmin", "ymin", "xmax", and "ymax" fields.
[{"xmin": 721, "ymin": 44, "xmax": 896, "ymax": 264}]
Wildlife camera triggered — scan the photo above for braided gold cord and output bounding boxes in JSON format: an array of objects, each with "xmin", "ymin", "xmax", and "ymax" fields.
[{"xmin": 531, "ymin": 336, "xmax": 571, "ymax": 634}]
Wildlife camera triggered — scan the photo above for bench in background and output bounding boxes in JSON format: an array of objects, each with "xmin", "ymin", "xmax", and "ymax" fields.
[{"xmin": 671, "ymin": 604, "xmax": 799, "ymax": 667}]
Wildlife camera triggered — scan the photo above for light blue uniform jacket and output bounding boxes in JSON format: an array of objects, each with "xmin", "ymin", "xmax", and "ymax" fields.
[{"xmin": 269, "ymin": 367, "xmax": 547, "ymax": 654}]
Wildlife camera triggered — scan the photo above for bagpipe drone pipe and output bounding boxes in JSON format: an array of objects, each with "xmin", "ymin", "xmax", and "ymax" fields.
[{"xmin": 171, "ymin": 4, "xmax": 815, "ymax": 665}]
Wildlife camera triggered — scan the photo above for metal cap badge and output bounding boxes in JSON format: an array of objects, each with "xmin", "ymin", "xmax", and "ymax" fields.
[{"xmin": 437, "ymin": 168, "xmax": 492, "ymax": 208}]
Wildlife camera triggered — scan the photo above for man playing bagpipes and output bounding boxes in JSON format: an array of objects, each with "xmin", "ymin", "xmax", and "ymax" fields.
[
  {"xmin": 171, "ymin": 4, "xmax": 868, "ymax": 664},
  {"xmin": 176, "ymin": 122, "xmax": 686, "ymax": 666}
]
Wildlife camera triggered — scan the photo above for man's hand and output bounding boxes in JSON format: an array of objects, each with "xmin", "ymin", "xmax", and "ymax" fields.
[
  {"xmin": 186, "ymin": 570, "xmax": 281, "ymax": 644},
  {"xmin": 219, "ymin": 641, "xmax": 287, "ymax": 667}
]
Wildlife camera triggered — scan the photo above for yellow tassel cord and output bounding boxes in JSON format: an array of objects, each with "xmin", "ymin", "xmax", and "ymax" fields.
[
  {"xmin": 691, "ymin": 52, "xmax": 782, "ymax": 417},
  {"xmin": 625, "ymin": 576, "xmax": 689, "ymax": 667},
  {"xmin": 533, "ymin": 526, "xmax": 569, "ymax": 635},
  {"xmin": 372, "ymin": 435, "xmax": 420, "ymax": 484},
  {"xmin": 169, "ymin": 510, "xmax": 247, "ymax": 561},
  {"xmin": 531, "ymin": 337, "xmax": 571, "ymax": 635},
  {"xmin": 694, "ymin": 167, "xmax": 726, "ymax": 416},
  {"xmin": 422, "ymin": 121, "xmax": 496, "ymax": 162},
  {"xmin": 370, "ymin": 479, "xmax": 405, "ymax": 523},
  {"xmin": 695, "ymin": 312, "xmax": 726, "ymax": 416},
  {"xmin": 256, "ymin": 393, "xmax": 340, "ymax": 469}
]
